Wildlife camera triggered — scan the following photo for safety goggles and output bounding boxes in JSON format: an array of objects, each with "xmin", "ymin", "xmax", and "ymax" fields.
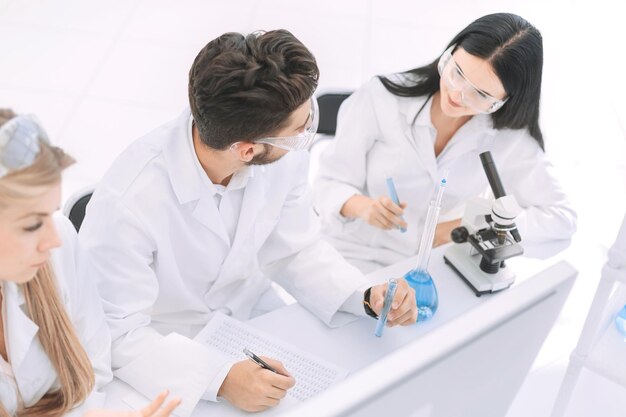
[
  {"xmin": 437, "ymin": 45, "xmax": 508, "ymax": 114},
  {"xmin": 0, "ymin": 115, "xmax": 48, "ymax": 178},
  {"xmin": 254, "ymin": 96, "xmax": 319, "ymax": 151}
]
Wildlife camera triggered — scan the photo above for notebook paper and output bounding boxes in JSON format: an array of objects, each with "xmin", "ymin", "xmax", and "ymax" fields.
[{"xmin": 194, "ymin": 312, "xmax": 348, "ymax": 402}]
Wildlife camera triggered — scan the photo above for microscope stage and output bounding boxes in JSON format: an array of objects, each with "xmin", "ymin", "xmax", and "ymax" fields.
[{"xmin": 444, "ymin": 243, "xmax": 515, "ymax": 296}]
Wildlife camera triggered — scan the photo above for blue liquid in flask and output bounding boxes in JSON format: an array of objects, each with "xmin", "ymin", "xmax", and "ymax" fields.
[
  {"xmin": 404, "ymin": 268, "xmax": 439, "ymax": 321},
  {"xmin": 403, "ymin": 177, "xmax": 447, "ymax": 322},
  {"xmin": 615, "ymin": 305, "xmax": 626, "ymax": 340}
]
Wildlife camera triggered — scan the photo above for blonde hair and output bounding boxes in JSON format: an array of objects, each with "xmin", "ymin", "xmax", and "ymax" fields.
[{"xmin": 0, "ymin": 109, "xmax": 94, "ymax": 417}]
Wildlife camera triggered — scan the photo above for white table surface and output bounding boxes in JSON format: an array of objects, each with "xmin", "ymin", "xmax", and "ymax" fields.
[{"xmin": 103, "ymin": 240, "xmax": 572, "ymax": 415}]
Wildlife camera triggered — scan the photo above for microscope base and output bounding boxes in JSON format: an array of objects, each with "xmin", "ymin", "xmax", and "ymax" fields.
[{"xmin": 444, "ymin": 243, "xmax": 515, "ymax": 296}]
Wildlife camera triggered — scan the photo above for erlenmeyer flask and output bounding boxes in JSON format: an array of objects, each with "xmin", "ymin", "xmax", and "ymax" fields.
[
  {"xmin": 404, "ymin": 268, "xmax": 438, "ymax": 320},
  {"xmin": 404, "ymin": 175, "xmax": 446, "ymax": 321}
]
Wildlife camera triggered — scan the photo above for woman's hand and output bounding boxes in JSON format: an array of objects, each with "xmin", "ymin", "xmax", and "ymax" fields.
[
  {"xmin": 341, "ymin": 195, "xmax": 407, "ymax": 230},
  {"xmin": 433, "ymin": 219, "xmax": 462, "ymax": 247},
  {"xmin": 83, "ymin": 390, "xmax": 181, "ymax": 417}
]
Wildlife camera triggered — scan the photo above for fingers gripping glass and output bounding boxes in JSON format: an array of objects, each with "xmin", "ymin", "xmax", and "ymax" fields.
[
  {"xmin": 0, "ymin": 115, "xmax": 48, "ymax": 178},
  {"xmin": 254, "ymin": 96, "xmax": 319, "ymax": 151},
  {"xmin": 437, "ymin": 45, "xmax": 508, "ymax": 114}
]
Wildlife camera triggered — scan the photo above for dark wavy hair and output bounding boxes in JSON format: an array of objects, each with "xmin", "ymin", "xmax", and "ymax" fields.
[
  {"xmin": 379, "ymin": 13, "xmax": 545, "ymax": 150},
  {"xmin": 188, "ymin": 30, "xmax": 319, "ymax": 150}
]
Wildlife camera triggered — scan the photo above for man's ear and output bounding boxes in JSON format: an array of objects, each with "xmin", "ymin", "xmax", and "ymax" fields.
[{"xmin": 230, "ymin": 142, "xmax": 256, "ymax": 162}]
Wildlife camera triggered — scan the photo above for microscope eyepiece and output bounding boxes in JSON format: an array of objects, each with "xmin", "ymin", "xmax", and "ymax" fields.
[{"xmin": 480, "ymin": 151, "xmax": 507, "ymax": 199}]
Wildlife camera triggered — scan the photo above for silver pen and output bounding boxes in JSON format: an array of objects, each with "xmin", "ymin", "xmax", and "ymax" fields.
[{"xmin": 243, "ymin": 348, "xmax": 279, "ymax": 374}]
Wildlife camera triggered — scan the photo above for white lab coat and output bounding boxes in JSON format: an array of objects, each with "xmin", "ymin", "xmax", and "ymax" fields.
[
  {"xmin": 313, "ymin": 77, "xmax": 577, "ymax": 272},
  {"xmin": 0, "ymin": 215, "xmax": 112, "ymax": 416},
  {"xmin": 78, "ymin": 109, "xmax": 369, "ymax": 409}
]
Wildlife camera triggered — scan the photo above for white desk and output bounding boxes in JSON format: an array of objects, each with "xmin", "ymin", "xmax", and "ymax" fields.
[{"xmin": 103, "ymin": 242, "xmax": 576, "ymax": 417}]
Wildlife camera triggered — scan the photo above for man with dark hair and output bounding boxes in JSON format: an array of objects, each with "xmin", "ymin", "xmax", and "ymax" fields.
[{"xmin": 80, "ymin": 30, "xmax": 417, "ymax": 413}]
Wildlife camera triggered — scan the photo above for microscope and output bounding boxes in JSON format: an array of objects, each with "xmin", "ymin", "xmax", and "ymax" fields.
[{"xmin": 443, "ymin": 151, "xmax": 524, "ymax": 296}]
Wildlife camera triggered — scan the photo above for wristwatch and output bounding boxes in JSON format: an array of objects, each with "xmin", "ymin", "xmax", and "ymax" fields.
[{"xmin": 363, "ymin": 287, "xmax": 379, "ymax": 319}]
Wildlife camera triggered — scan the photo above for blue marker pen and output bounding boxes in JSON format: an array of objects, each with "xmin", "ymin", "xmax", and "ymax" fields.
[
  {"xmin": 385, "ymin": 176, "xmax": 407, "ymax": 233},
  {"xmin": 375, "ymin": 279, "xmax": 398, "ymax": 337}
]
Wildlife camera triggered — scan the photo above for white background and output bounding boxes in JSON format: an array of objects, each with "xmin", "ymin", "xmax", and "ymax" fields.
[{"xmin": 2, "ymin": 1, "xmax": 626, "ymax": 415}]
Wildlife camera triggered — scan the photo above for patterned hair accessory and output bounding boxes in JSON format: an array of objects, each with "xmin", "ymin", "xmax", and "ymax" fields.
[{"xmin": 0, "ymin": 115, "xmax": 49, "ymax": 178}]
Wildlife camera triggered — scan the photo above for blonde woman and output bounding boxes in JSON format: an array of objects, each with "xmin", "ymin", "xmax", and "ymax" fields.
[{"xmin": 0, "ymin": 109, "xmax": 179, "ymax": 417}]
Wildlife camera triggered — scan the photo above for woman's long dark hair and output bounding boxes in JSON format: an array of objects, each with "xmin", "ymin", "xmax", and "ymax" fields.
[{"xmin": 379, "ymin": 13, "xmax": 545, "ymax": 150}]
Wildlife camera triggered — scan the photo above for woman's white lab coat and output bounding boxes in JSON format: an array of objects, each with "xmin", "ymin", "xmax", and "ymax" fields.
[
  {"xmin": 0, "ymin": 215, "xmax": 112, "ymax": 415},
  {"xmin": 78, "ymin": 109, "xmax": 369, "ymax": 410},
  {"xmin": 313, "ymin": 78, "xmax": 577, "ymax": 272}
]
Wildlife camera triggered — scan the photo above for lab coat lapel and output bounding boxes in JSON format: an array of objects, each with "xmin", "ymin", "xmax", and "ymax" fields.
[
  {"xmin": 231, "ymin": 171, "xmax": 267, "ymax": 250},
  {"xmin": 438, "ymin": 113, "xmax": 496, "ymax": 165},
  {"xmin": 3, "ymin": 283, "xmax": 38, "ymax": 371},
  {"xmin": 3, "ymin": 282, "xmax": 57, "ymax": 393},
  {"xmin": 401, "ymin": 97, "xmax": 438, "ymax": 183},
  {"xmin": 209, "ymin": 171, "xmax": 266, "ymax": 294},
  {"xmin": 163, "ymin": 108, "xmax": 230, "ymax": 245},
  {"xmin": 191, "ymin": 196, "xmax": 230, "ymax": 245}
]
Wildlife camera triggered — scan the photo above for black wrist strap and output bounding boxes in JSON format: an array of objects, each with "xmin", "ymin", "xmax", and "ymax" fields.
[{"xmin": 363, "ymin": 287, "xmax": 378, "ymax": 319}]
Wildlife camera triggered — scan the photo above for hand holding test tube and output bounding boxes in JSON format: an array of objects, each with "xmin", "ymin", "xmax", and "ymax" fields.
[
  {"xmin": 385, "ymin": 176, "xmax": 407, "ymax": 233},
  {"xmin": 375, "ymin": 279, "xmax": 398, "ymax": 337}
]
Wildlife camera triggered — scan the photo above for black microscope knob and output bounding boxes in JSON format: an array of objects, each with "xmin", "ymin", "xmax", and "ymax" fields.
[{"xmin": 451, "ymin": 226, "xmax": 469, "ymax": 243}]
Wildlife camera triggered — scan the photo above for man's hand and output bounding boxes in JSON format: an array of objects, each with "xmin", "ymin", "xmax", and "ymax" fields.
[
  {"xmin": 369, "ymin": 279, "xmax": 417, "ymax": 326},
  {"xmin": 218, "ymin": 358, "xmax": 296, "ymax": 412}
]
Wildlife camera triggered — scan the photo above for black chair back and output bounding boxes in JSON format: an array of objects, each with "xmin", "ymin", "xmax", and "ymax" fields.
[
  {"xmin": 68, "ymin": 192, "xmax": 93, "ymax": 232},
  {"xmin": 316, "ymin": 93, "xmax": 351, "ymax": 136}
]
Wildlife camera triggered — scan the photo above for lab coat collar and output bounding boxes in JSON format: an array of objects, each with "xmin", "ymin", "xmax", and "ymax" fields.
[
  {"xmin": 2, "ymin": 280, "xmax": 59, "ymax": 405},
  {"xmin": 165, "ymin": 109, "xmax": 256, "ymax": 203},
  {"xmin": 163, "ymin": 109, "xmax": 204, "ymax": 205},
  {"xmin": 206, "ymin": 165, "xmax": 254, "ymax": 197},
  {"xmin": 1, "ymin": 281, "xmax": 41, "ymax": 373},
  {"xmin": 163, "ymin": 108, "xmax": 265, "ymax": 245},
  {"xmin": 400, "ymin": 93, "xmax": 497, "ymax": 134},
  {"xmin": 404, "ymin": 94, "xmax": 433, "ymax": 128},
  {"xmin": 190, "ymin": 163, "xmax": 258, "ymax": 247},
  {"xmin": 402, "ymin": 94, "xmax": 496, "ymax": 133},
  {"xmin": 438, "ymin": 111, "xmax": 497, "ymax": 160},
  {"xmin": 399, "ymin": 94, "xmax": 497, "ymax": 183}
]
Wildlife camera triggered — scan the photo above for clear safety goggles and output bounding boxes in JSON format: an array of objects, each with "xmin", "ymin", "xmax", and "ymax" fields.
[
  {"xmin": 254, "ymin": 96, "xmax": 319, "ymax": 151},
  {"xmin": 0, "ymin": 115, "xmax": 48, "ymax": 178},
  {"xmin": 437, "ymin": 45, "xmax": 508, "ymax": 114}
]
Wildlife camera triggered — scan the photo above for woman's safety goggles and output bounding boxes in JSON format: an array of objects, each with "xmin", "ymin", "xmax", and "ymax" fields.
[
  {"xmin": 437, "ymin": 45, "xmax": 508, "ymax": 114},
  {"xmin": 0, "ymin": 115, "xmax": 48, "ymax": 178},
  {"xmin": 254, "ymin": 96, "xmax": 319, "ymax": 151}
]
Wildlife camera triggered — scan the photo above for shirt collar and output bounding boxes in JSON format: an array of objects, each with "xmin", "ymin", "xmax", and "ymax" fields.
[
  {"xmin": 402, "ymin": 94, "xmax": 497, "ymax": 137},
  {"xmin": 1, "ymin": 280, "xmax": 26, "ymax": 307},
  {"xmin": 164, "ymin": 108, "xmax": 256, "ymax": 204},
  {"xmin": 188, "ymin": 116, "xmax": 254, "ymax": 197}
]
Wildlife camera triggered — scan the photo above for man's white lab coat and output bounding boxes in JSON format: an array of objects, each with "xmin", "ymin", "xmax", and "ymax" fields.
[{"xmin": 79, "ymin": 109, "xmax": 369, "ymax": 409}]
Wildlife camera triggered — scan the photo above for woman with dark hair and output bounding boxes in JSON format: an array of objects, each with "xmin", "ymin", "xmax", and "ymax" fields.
[{"xmin": 313, "ymin": 13, "xmax": 577, "ymax": 273}]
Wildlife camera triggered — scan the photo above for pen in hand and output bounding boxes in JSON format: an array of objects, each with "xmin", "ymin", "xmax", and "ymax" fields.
[{"xmin": 243, "ymin": 348, "xmax": 280, "ymax": 374}]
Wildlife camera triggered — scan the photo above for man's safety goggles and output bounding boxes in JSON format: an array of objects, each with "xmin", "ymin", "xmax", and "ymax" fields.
[{"xmin": 254, "ymin": 96, "xmax": 319, "ymax": 151}]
